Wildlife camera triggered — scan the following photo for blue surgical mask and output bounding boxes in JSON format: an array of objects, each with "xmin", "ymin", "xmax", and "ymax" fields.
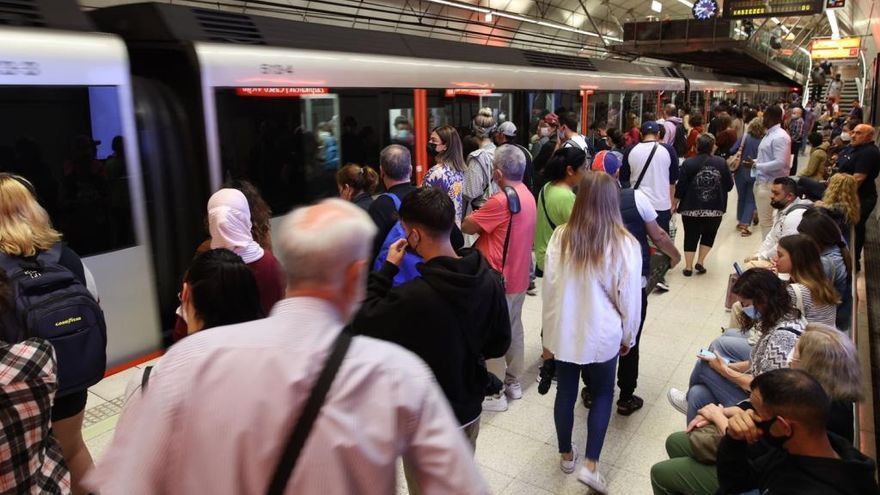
[
  {"xmin": 397, "ymin": 129, "xmax": 410, "ymax": 139},
  {"xmin": 742, "ymin": 305, "xmax": 761, "ymax": 320}
]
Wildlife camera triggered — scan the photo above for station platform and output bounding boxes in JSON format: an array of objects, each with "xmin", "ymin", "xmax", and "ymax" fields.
[{"xmin": 80, "ymin": 191, "xmax": 874, "ymax": 494}]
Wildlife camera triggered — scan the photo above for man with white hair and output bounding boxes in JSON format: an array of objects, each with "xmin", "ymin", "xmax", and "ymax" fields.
[
  {"xmin": 462, "ymin": 144, "xmax": 537, "ymax": 412},
  {"xmin": 86, "ymin": 199, "xmax": 487, "ymax": 494}
]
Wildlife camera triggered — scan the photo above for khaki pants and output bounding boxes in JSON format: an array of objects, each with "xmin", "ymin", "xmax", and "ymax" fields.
[
  {"xmin": 488, "ymin": 292, "xmax": 526, "ymax": 386},
  {"xmin": 753, "ymin": 182, "xmax": 774, "ymax": 238},
  {"xmin": 403, "ymin": 418, "xmax": 480, "ymax": 494}
]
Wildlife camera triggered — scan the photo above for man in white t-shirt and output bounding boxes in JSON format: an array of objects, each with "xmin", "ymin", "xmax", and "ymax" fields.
[
  {"xmin": 620, "ymin": 121, "xmax": 679, "ymax": 234},
  {"xmin": 556, "ymin": 111, "xmax": 591, "ymax": 159}
]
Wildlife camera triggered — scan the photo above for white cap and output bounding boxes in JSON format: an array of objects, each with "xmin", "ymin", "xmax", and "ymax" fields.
[{"xmin": 497, "ymin": 121, "xmax": 517, "ymax": 137}]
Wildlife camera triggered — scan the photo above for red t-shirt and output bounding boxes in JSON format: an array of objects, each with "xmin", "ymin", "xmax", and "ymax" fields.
[{"xmin": 471, "ymin": 182, "xmax": 536, "ymax": 294}]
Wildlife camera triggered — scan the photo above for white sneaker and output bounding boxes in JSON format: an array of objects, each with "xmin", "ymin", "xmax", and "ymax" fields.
[
  {"xmin": 577, "ymin": 464, "xmax": 608, "ymax": 493},
  {"xmin": 483, "ymin": 393, "xmax": 508, "ymax": 412},
  {"xmin": 560, "ymin": 445, "xmax": 579, "ymax": 474},
  {"xmin": 505, "ymin": 381, "xmax": 523, "ymax": 400},
  {"xmin": 667, "ymin": 388, "xmax": 688, "ymax": 415}
]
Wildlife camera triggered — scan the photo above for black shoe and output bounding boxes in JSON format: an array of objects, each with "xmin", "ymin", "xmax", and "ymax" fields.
[
  {"xmin": 537, "ymin": 359, "xmax": 556, "ymax": 395},
  {"xmin": 616, "ymin": 395, "xmax": 644, "ymax": 416},
  {"xmin": 682, "ymin": 269, "xmax": 693, "ymax": 277},
  {"xmin": 695, "ymin": 264, "xmax": 707, "ymax": 274},
  {"xmin": 581, "ymin": 387, "xmax": 593, "ymax": 408},
  {"xmin": 527, "ymin": 281, "xmax": 537, "ymax": 296}
]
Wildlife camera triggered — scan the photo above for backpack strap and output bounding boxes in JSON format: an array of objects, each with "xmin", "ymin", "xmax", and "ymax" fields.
[
  {"xmin": 539, "ymin": 184, "xmax": 557, "ymax": 231},
  {"xmin": 141, "ymin": 366, "xmax": 154, "ymax": 392},
  {"xmin": 634, "ymin": 142, "xmax": 660, "ymax": 190},
  {"xmin": 266, "ymin": 329, "xmax": 353, "ymax": 495},
  {"xmin": 381, "ymin": 192, "xmax": 402, "ymax": 211}
]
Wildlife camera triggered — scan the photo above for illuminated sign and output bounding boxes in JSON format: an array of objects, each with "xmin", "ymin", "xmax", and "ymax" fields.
[
  {"xmin": 444, "ymin": 88, "xmax": 493, "ymax": 97},
  {"xmin": 235, "ymin": 87, "xmax": 329, "ymax": 97},
  {"xmin": 810, "ymin": 37, "xmax": 861, "ymax": 60},
  {"xmin": 825, "ymin": 0, "xmax": 845, "ymax": 8},
  {"xmin": 723, "ymin": 0, "xmax": 823, "ymax": 19}
]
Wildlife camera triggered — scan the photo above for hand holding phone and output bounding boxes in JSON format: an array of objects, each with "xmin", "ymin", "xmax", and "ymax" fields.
[{"xmin": 698, "ymin": 349, "xmax": 717, "ymax": 360}]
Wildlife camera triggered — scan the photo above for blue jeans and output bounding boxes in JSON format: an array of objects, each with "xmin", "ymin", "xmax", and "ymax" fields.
[
  {"xmin": 711, "ymin": 329, "xmax": 752, "ymax": 363},
  {"xmin": 734, "ymin": 167, "xmax": 756, "ymax": 226},
  {"xmin": 555, "ymin": 357, "xmax": 618, "ymax": 460},
  {"xmin": 686, "ymin": 360, "xmax": 749, "ymax": 423}
]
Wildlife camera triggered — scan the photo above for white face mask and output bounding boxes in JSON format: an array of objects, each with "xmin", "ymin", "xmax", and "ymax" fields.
[{"xmin": 539, "ymin": 127, "xmax": 551, "ymax": 138}]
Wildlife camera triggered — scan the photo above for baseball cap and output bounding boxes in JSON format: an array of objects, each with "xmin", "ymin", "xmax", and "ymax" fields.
[
  {"xmin": 591, "ymin": 150, "xmax": 621, "ymax": 177},
  {"xmin": 641, "ymin": 121, "xmax": 661, "ymax": 136},
  {"xmin": 498, "ymin": 121, "xmax": 517, "ymax": 137},
  {"xmin": 543, "ymin": 112, "xmax": 559, "ymax": 125}
]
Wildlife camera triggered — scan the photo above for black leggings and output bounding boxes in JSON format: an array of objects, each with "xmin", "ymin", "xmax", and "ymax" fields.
[{"xmin": 681, "ymin": 215, "xmax": 723, "ymax": 251}]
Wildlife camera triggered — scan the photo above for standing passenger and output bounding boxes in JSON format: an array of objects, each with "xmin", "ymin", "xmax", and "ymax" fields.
[
  {"xmin": 367, "ymin": 145, "xmax": 416, "ymax": 260},
  {"xmin": 462, "ymin": 108, "xmax": 498, "ymax": 217},
  {"xmin": 336, "ymin": 164, "xmax": 379, "ymax": 211},
  {"xmin": 462, "ymin": 145, "xmax": 537, "ymax": 412},
  {"xmin": 731, "ymin": 118, "xmax": 764, "ymax": 236},
  {"xmin": 542, "ymin": 172, "xmax": 642, "ymax": 493},
  {"xmin": 425, "ymin": 125, "xmax": 467, "ymax": 225},
  {"xmin": 750, "ymin": 105, "xmax": 792, "ymax": 237}
]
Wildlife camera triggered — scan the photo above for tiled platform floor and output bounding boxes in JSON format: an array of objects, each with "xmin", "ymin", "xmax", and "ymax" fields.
[{"xmin": 83, "ymin": 192, "xmax": 871, "ymax": 494}]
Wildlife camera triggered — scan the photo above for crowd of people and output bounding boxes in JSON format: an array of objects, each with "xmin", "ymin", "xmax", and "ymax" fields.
[{"xmin": 0, "ymin": 93, "xmax": 878, "ymax": 495}]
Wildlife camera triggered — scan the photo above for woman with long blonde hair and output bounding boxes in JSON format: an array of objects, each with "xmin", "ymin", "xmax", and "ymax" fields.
[
  {"xmin": 542, "ymin": 171, "xmax": 642, "ymax": 493},
  {"xmin": 819, "ymin": 173, "xmax": 860, "ymax": 234},
  {"xmin": 0, "ymin": 173, "xmax": 98, "ymax": 494}
]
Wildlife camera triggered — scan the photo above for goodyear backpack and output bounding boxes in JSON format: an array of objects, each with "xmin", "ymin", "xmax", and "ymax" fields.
[
  {"xmin": 0, "ymin": 244, "xmax": 107, "ymax": 397},
  {"xmin": 372, "ymin": 193, "xmax": 422, "ymax": 286}
]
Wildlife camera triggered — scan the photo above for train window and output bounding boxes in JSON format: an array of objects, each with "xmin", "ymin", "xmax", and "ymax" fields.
[
  {"xmin": 214, "ymin": 87, "xmax": 414, "ymax": 214},
  {"xmin": 556, "ymin": 91, "xmax": 583, "ymax": 132},
  {"xmin": 528, "ymin": 91, "xmax": 554, "ymax": 135},
  {"xmin": 0, "ymin": 86, "xmax": 135, "ymax": 257}
]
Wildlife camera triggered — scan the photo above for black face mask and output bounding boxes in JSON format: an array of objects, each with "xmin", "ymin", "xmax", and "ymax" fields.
[
  {"xmin": 770, "ymin": 199, "xmax": 789, "ymax": 210},
  {"xmin": 755, "ymin": 417, "xmax": 792, "ymax": 449},
  {"xmin": 427, "ymin": 143, "xmax": 439, "ymax": 156}
]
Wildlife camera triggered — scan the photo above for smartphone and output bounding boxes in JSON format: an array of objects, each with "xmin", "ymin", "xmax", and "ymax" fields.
[
  {"xmin": 698, "ymin": 349, "xmax": 717, "ymax": 360},
  {"xmin": 733, "ymin": 262, "xmax": 743, "ymax": 276}
]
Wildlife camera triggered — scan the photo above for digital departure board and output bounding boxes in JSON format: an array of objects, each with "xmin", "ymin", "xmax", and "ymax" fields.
[{"xmin": 723, "ymin": 0, "xmax": 824, "ymax": 19}]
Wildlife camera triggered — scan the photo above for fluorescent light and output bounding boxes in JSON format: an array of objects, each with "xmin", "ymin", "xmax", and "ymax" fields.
[
  {"xmin": 495, "ymin": 11, "xmax": 532, "ymax": 23},
  {"xmin": 651, "ymin": 0, "xmax": 663, "ymax": 13},
  {"xmin": 771, "ymin": 17, "xmax": 781, "ymax": 24},
  {"xmin": 428, "ymin": 0, "xmax": 489, "ymax": 13},
  {"xmin": 798, "ymin": 46, "xmax": 810, "ymax": 56},
  {"xmin": 484, "ymin": 12, "xmax": 493, "ymax": 22},
  {"xmin": 677, "ymin": 0, "xmax": 694, "ymax": 6},
  {"xmin": 826, "ymin": 9, "xmax": 840, "ymax": 40}
]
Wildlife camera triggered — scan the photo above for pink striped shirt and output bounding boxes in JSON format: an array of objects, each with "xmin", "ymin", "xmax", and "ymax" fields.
[{"xmin": 86, "ymin": 297, "xmax": 487, "ymax": 494}]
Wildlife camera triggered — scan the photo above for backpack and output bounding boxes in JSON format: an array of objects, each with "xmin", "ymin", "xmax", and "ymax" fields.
[
  {"xmin": 673, "ymin": 122, "xmax": 688, "ymax": 156},
  {"xmin": 373, "ymin": 193, "xmax": 422, "ymax": 286},
  {"xmin": 0, "ymin": 244, "xmax": 107, "ymax": 397}
]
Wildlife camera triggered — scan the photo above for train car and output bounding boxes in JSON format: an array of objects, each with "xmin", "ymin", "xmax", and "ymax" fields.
[{"xmin": 0, "ymin": 2, "xmax": 161, "ymax": 366}]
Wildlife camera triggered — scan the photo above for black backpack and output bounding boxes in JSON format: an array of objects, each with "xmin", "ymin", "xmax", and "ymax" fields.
[
  {"xmin": 0, "ymin": 244, "xmax": 107, "ymax": 397},
  {"xmin": 673, "ymin": 123, "xmax": 688, "ymax": 156}
]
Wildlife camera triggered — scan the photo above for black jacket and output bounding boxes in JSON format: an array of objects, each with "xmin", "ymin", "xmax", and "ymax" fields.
[
  {"xmin": 352, "ymin": 249, "xmax": 511, "ymax": 425},
  {"xmin": 717, "ymin": 432, "xmax": 880, "ymax": 495},
  {"xmin": 675, "ymin": 154, "xmax": 734, "ymax": 215}
]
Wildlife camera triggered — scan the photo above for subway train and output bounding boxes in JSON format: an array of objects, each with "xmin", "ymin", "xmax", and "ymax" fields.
[{"xmin": 0, "ymin": 0, "xmax": 794, "ymax": 366}]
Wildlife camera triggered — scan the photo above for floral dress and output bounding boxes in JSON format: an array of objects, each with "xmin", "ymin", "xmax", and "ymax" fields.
[{"xmin": 424, "ymin": 163, "xmax": 465, "ymax": 225}]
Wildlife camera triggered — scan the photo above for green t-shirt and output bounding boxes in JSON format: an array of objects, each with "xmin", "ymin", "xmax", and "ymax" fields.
[{"xmin": 534, "ymin": 183, "xmax": 576, "ymax": 272}]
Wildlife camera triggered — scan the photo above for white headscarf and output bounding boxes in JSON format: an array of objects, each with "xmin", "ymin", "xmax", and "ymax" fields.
[{"xmin": 207, "ymin": 188, "xmax": 264, "ymax": 264}]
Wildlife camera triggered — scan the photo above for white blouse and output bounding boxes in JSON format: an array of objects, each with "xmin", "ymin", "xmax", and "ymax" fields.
[{"xmin": 541, "ymin": 227, "xmax": 643, "ymax": 365}]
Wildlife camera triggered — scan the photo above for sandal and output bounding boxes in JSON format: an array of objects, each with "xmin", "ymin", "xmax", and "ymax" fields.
[{"xmin": 740, "ymin": 228, "xmax": 752, "ymax": 237}]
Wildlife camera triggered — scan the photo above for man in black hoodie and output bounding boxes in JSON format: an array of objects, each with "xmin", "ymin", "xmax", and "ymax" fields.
[
  {"xmin": 718, "ymin": 369, "xmax": 880, "ymax": 495},
  {"xmin": 352, "ymin": 187, "xmax": 511, "ymax": 449}
]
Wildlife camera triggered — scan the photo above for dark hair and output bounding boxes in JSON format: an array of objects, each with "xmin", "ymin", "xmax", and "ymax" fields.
[
  {"xmin": 689, "ymin": 113, "xmax": 704, "ymax": 127},
  {"xmin": 744, "ymin": 108, "xmax": 758, "ymax": 123},
  {"xmin": 221, "ymin": 179, "xmax": 273, "ymax": 251},
  {"xmin": 772, "ymin": 177, "xmax": 798, "ymax": 198},
  {"xmin": 433, "ymin": 125, "xmax": 467, "ymax": 172},
  {"xmin": 764, "ymin": 105, "xmax": 783, "ymax": 122},
  {"xmin": 184, "ymin": 249, "xmax": 265, "ymax": 330},
  {"xmin": 732, "ymin": 268, "xmax": 794, "ymax": 332},
  {"xmin": 778, "ymin": 235, "xmax": 840, "ymax": 306},
  {"xmin": 559, "ymin": 111, "xmax": 579, "ymax": 131},
  {"xmin": 808, "ymin": 131, "xmax": 823, "ymax": 148},
  {"xmin": 751, "ymin": 368, "xmax": 831, "ymax": 431},
  {"xmin": 543, "ymin": 147, "xmax": 587, "ymax": 182},
  {"xmin": 336, "ymin": 163, "xmax": 379, "ymax": 195},
  {"xmin": 695, "ymin": 133, "xmax": 716, "ymax": 155},
  {"xmin": 797, "ymin": 208, "xmax": 852, "ymax": 276},
  {"xmin": 399, "ymin": 187, "xmax": 454, "ymax": 236},
  {"xmin": 606, "ymin": 128, "xmax": 626, "ymax": 149}
]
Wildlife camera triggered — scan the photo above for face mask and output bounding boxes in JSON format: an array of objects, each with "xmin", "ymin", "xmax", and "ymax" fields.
[
  {"xmin": 427, "ymin": 143, "xmax": 439, "ymax": 156},
  {"xmin": 557, "ymin": 128, "xmax": 566, "ymax": 141},
  {"xmin": 770, "ymin": 199, "xmax": 788, "ymax": 210},
  {"xmin": 404, "ymin": 230, "xmax": 420, "ymax": 256},
  {"xmin": 397, "ymin": 129, "xmax": 410, "ymax": 139},
  {"xmin": 742, "ymin": 305, "xmax": 761, "ymax": 320},
  {"xmin": 539, "ymin": 127, "xmax": 551, "ymax": 138},
  {"xmin": 755, "ymin": 417, "xmax": 792, "ymax": 449},
  {"xmin": 840, "ymin": 132, "xmax": 851, "ymax": 142}
]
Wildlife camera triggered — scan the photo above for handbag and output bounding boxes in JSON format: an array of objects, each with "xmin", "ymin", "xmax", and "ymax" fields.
[
  {"xmin": 687, "ymin": 424, "xmax": 723, "ymax": 464},
  {"xmin": 726, "ymin": 151, "xmax": 741, "ymax": 172}
]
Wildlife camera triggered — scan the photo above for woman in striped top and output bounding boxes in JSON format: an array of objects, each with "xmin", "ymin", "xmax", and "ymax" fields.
[{"xmin": 775, "ymin": 234, "xmax": 839, "ymax": 327}]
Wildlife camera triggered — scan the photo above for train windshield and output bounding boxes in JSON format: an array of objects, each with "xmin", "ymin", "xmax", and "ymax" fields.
[{"xmin": 0, "ymin": 86, "xmax": 135, "ymax": 256}]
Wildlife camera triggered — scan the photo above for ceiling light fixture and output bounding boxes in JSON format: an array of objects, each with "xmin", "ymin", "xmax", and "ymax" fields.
[
  {"xmin": 485, "ymin": 12, "xmax": 493, "ymax": 22},
  {"xmin": 651, "ymin": 0, "xmax": 663, "ymax": 13},
  {"xmin": 826, "ymin": 9, "xmax": 840, "ymax": 40},
  {"xmin": 677, "ymin": 0, "xmax": 694, "ymax": 7}
]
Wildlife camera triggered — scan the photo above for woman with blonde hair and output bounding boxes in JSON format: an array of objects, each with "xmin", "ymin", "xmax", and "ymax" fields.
[
  {"xmin": 0, "ymin": 173, "xmax": 98, "ymax": 494},
  {"xmin": 791, "ymin": 323, "xmax": 863, "ymax": 442},
  {"xmin": 819, "ymin": 173, "xmax": 860, "ymax": 240},
  {"xmin": 462, "ymin": 108, "xmax": 498, "ymax": 216},
  {"xmin": 542, "ymin": 171, "xmax": 642, "ymax": 493},
  {"xmin": 426, "ymin": 125, "xmax": 467, "ymax": 224},
  {"xmin": 730, "ymin": 117, "xmax": 764, "ymax": 235}
]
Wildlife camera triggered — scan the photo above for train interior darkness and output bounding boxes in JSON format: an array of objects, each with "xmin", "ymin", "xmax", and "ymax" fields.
[{"xmin": 0, "ymin": 86, "xmax": 135, "ymax": 257}]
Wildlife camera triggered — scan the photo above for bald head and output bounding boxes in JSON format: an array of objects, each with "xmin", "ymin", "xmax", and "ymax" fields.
[
  {"xmin": 851, "ymin": 124, "xmax": 875, "ymax": 146},
  {"xmin": 664, "ymin": 103, "xmax": 677, "ymax": 118},
  {"xmin": 278, "ymin": 199, "xmax": 377, "ymax": 291}
]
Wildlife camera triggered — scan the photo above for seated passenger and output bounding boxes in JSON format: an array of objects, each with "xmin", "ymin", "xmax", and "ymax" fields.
[
  {"xmin": 351, "ymin": 187, "xmax": 510, "ymax": 493},
  {"xmin": 718, "ymin": 369, "xmax": 880, "ymax": 495},
  {"xmin": 87, "ymin": 199, "xmax": 487, "ymax": 494},
  {"xmin": 668, "ymin": 269, "xmax": 805, "ymax": 422},
  {"xmin": 817, "ymin": 172, "xmax": 860, "ymax": 244},
  {"xmin": 744, "ymin": 177, "xmax": 812, "ymax": 267},
  {"xmin": 336, "ymin": 163, "xmax": 379, "ymax": 211},
  {"xmin": 797, "ymin": 208, "xmax": 853, "ymax": 331},
  {"xmin": 650, "ymin": 322, "xmax": 863, "ymax": 495},
  {"xmin": 774, "ymin": 234, "xmax": 839, "ymax": 327}
]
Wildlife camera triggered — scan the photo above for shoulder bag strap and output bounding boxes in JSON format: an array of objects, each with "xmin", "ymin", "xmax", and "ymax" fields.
[
  {"xmin": 266, "ymin": 329, "xmax": 353, "ymax": 495},
  {"xmin": 501, "ymin": 212, "xmax": 513, "ymax": 273},
  {"xmin": 633, "ymin": 142, "xmax": 659, "ymax": 190},
  {"xmin": 539, "ymin": 184, "xmax": 557, "ymax": 231}
]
